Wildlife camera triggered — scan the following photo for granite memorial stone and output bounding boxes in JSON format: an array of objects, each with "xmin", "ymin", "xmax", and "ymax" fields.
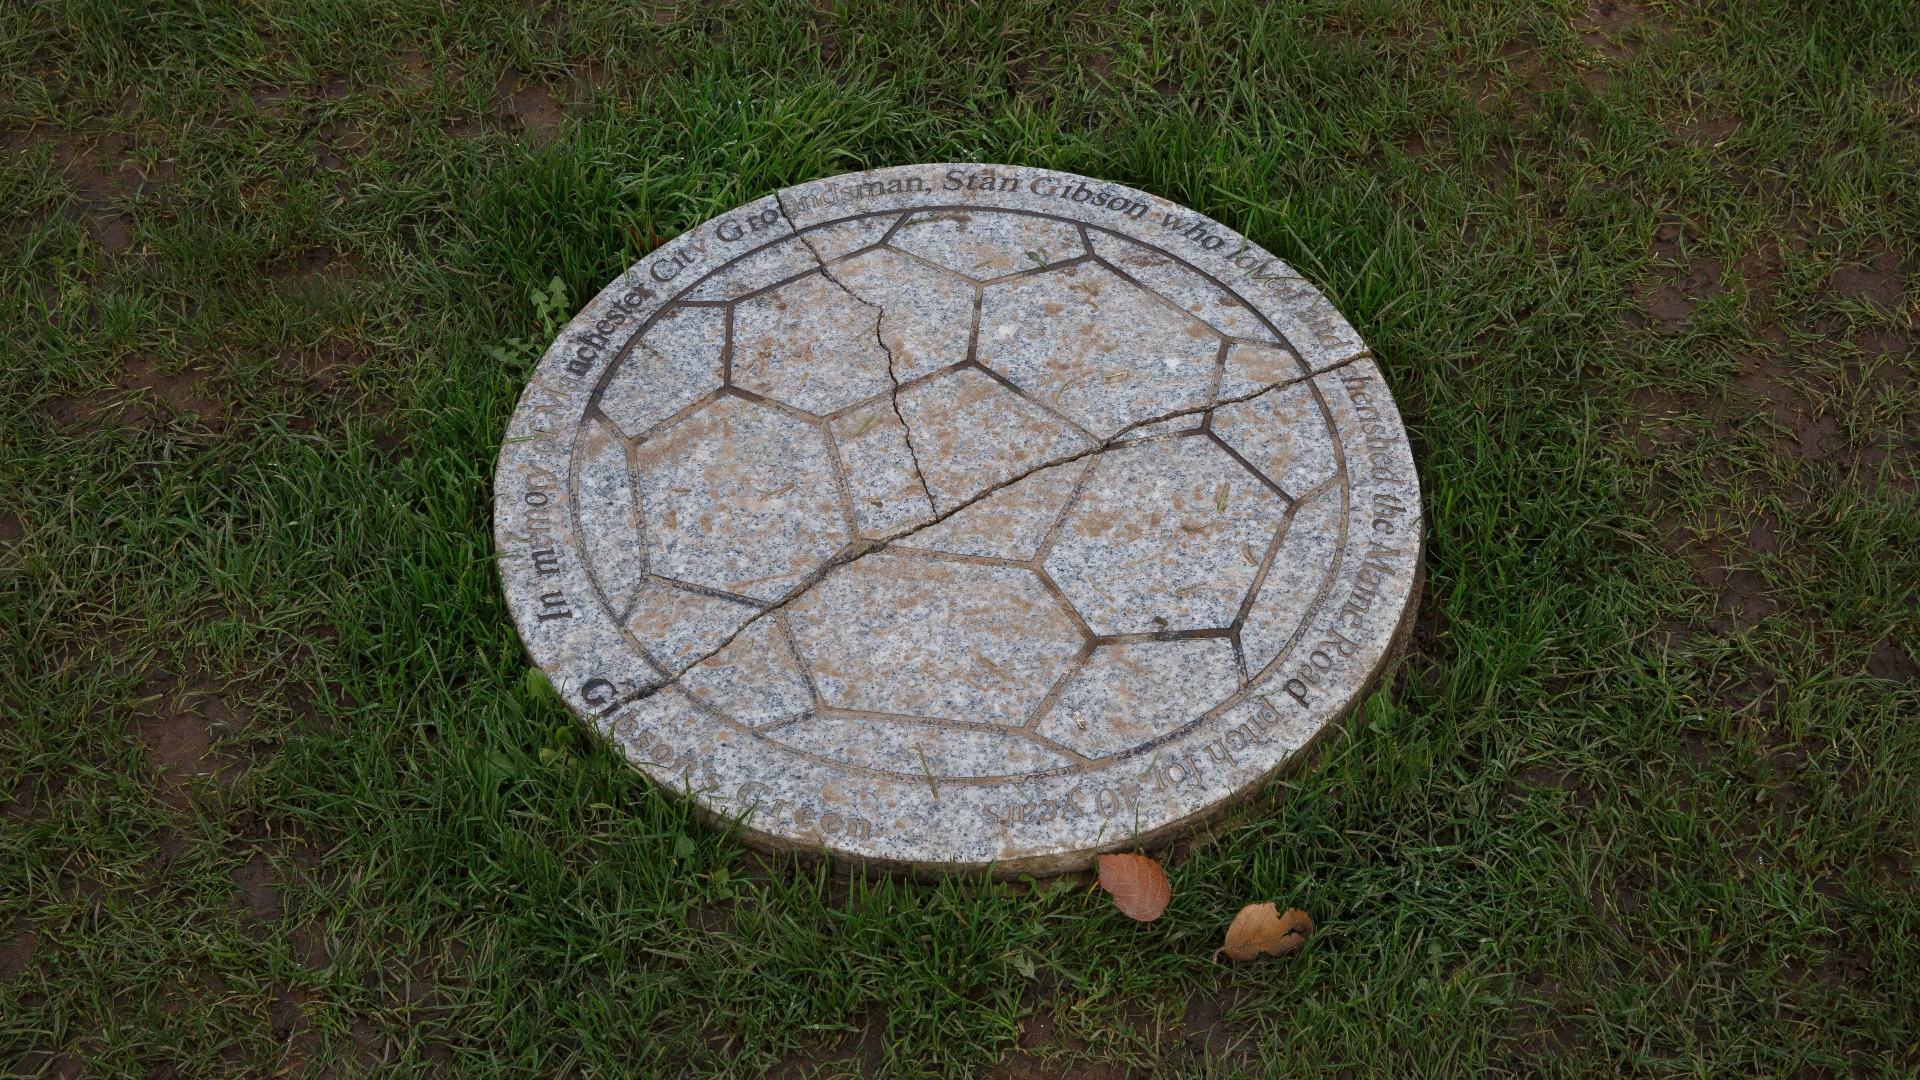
[{"xmin": 494, "ymin": 165, "xmax": 1422, "ymax": 874}]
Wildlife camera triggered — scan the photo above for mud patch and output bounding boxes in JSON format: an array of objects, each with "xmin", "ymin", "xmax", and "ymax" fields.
[
  {"xmin": 1635, "ymin": 259, "xmax": 1725, "ymax": 331},
  {"xmin": 1867, "ymin": 639, "xmax": 1916, "ymax": 683},
  {"xmin": 233, "ymin": 852, "xmax": 283, "ymax": 921},
  {"xmin": 316, "ymin": 121, "xmax": 372, "ymax": 170},
  {"xmin": 60, "ymin": 131, "xmax": 171, "ymax": 206},
  {"xmin": 1575, "ymin": 0, "xmax": 1672, "ymax": 58},
  {"xmin": 133, "ymin": 677, "xmax": 254, "ymax": 787},
  {"xmin": 1514, "ymin": 766, "xmax": 1598, "ymax": 809},
  {"xmin": 1650, "ymin": 220, "xmax": 1687, "ymax": 262},
  {"xmin": 1831, "ymin": 245, "xmax": 1904, "ymax": 306},
  {"xmin": 1694, "ymin": 561, "xmax": 1775, "ymax": 629},
  {"xmin": 1171, "ymin": 991, "xmax": 1244, "ymax": 1062},
  {"xmin": 278, "ymin": 246, "xmax": 349, "ymax": 279},
  {"xmin": 279, "ymin": 342, "xmax": 362, "ymax": 393},
  {"xmin": 495, "ymin": 73, "xmax": 566, "ymax": 143},
  {"xmin": 288, "ymin": 919, "xmax": 335, "ymax": 971},
  {"xmin": 771, "ymin": 1008, "xmax": 889, "ymax": 1078},
  {"xmin": 136, "ymin": 711, "xmax": 214, "ymax": 775},
  {"xmin": 0, "ymin": 933, "xmax": 34, "ymax": 983},
  {"xmin": 54, "ymin": 356, "xmax": 224, "ymax": 431},
  {"xmin": 1678, "ymin": 113, "xmax": 1739, "ymax": 146},
  {"xmin": 92, "ymin": 213, "xmax": 134, "ymax": 252},
  {"xmin": 1623, "ymin": 386, "xmax": 1717, "ymax": 456},
  {"xmin": 987, "ymin": 983, "xmax": 1134, "ymax": 1079},
  {"xmin": 1733, "ymin": 356, "xmax": 1844, "ymax": 461}
]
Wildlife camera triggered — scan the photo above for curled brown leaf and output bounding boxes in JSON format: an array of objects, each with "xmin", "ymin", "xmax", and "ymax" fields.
[
  {"xmin": 1217, "ymin": 903, "xmax": 1313, "ymax": 961},
  {"xmin": 1096, "ymin": 853, "xmax": 1171, "ymax": 922}
]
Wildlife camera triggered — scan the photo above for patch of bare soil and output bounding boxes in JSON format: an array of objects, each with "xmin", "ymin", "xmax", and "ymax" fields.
[
  {"xmin": 274, "ymin": 245, "xmax": 352, "ymax": 280},
  {"xmin": 1575, "ymin": 0, "xmax": 1673, "ymax": 58},
  {"xmin": 1513, "ymin": 766, "xmax": 1599, "ymax": 809},
  {"xmin": 1632, "ymin": 258, "xmax": 1726, "ymax": 332},
  {"xmin": 268, "ymin": 983, "xmax": 321, "ymax": 1068},
  {"xmin": 984, "ymin": 983, "xmax": 1153, "ymax": 1079},
  {"xmin": 279, "ymin": 342, "xmax": 362, "ymax": 394},
  {"xmin": 1498, "ymin": 38, "xmax": 1556, "ymax": 95},
  {"xmin": 288, "ymin": 918, "xmax": 335, "ymax": 971},
  {"xmin": 1831, "ymin": 246, "xmax": 1906, "ymax": 307},
  {"xmin": 1733, "ymin": 355, "xmax": 1846, "ymax": 462},
  {"xmin": 494, "ymin": 73, "xmax": 566, "ymax": 144},
  {"xmin": 233, "ymin": 852, "xmax": 284, "ymax": 921},
  {"xmin": 132, "ymin": 675, "xmax": 254, "ymax": 793},
  {"xmin": 1868, "ymin": 639, "xmax": 1916, "ymax": 682},
  {"xmin": 1169, "ymin": 991, "xmax": 1245, "ymax": 1063},
  {"xmin": 770, "ymin": 1008, "xmax": 889, "ymax": 1078},
  {"xmin": 53, "ymin": 355, "xmax": 224, "ymax": 431},
  {"xmin": 315, "ymin": 121, "xmax": 370, "ymax": 170},
  {"xmin": 1694, "ymin": 559, "xmax": 1776, "ymax": 630},
  {"xmin": 1507, "ymin": 973, "xmax": 1581, "ymax": 1062},
  {"xmin": 0, "ymin": 933, "xmax": 34, "ymax": 983},
  {"xmin": 47, "ymin": 130, "xmax": 173, "ymax": 252},
  {"xmin": 1680, "ymin": 114, "xmax": 1740, "ymax": 146},
  {"xmin": 397, "ymin": 50, "xmax": 432, "ymax": 87},
  {"xmin": 1622, "ymin": 386, "xmax": 1717, "ymax": 457}
]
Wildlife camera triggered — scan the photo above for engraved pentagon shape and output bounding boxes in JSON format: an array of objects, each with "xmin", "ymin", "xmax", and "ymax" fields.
[
  {"xmin": 599, "ymin": 305, "xmax": 725, "ymax": 439},
  {"xmin": 830, "ymin": 246, "xmax": 975, "ymax": 382},
  {"xmin": 574, "ymin": 416, "xmax": 647, "ymax": 615},
  {"xmin": 1044, "ymin": 435, "xmax": 1286, "ymax": 635},
  {"xmin": 1218, "ymin": 341, "xmax": 1303, "ymax": 400},
  {"xmin": 763, "ymin": 715, "xmax": 1076, "ymax": 778},
  {"xmin": 897, "ymin": 367, "xmax": 1094, "ymax": 512},
  {"xmin": 1036, "ymin": 638, "xmax": 1239, "ymax": 759},
  {"xmin": 625, "ymin": 577, "xmax": 761, "ymax": 673},
  {"xmin": 799, "ymin": 213, "xmax": 902, "ymax": 262},
  {"xmin": 890, "ymin": 209, "xmax": 1084, "ymax": 281},
  {"xmin": 630, "ymin": 395, "xmax": 849, "ymax": 603},
  {"xmin": 1089, "ymin": 232, "xmax": 1281, "ymax": 344},
  {"xmin": 1211, "ymin": 380, "xmax": 1339, "ymax": 497},
  {"xmin": 976, "ymin": 261, "xmax": 1221, "ymax": 439},
  {"xmin": 732, "ymin": 272, "xmax": 892, "ymax": 415},
  {"xmin": 827, "ymin": 398, "xmax": 934, "ymax": 538},
  {"xmin": 679, "ymin": 612, "xmax": 814, "ymax": 727},
  {"xmin": 1240, "ymin": 491, "xmax": 1341, "ymax": 677},
  {"xmin": 683, "ymin": 235, "xmax": 819, "ymax": 301},
  {"xmin": 785, "ymin": 554, "xmax": 1085, "ymax": 726},
  {"xmin": 894, "ymin": 457, "xmax": 1090, "ymax": 562}
]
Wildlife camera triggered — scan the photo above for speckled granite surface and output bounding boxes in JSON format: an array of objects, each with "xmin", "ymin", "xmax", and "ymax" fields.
[{"xmin": 493, "ymin": 166, "xmax": 1422, "ymax": 874}]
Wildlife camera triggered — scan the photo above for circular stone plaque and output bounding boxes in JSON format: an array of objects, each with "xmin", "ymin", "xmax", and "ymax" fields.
[{"xmin": 494, "ymin": 165, "xmax": 1421, "ymax": 874}]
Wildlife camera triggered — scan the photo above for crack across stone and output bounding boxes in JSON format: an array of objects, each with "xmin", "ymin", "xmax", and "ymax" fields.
[
  {"xmin": 613, "ymin": 191, "xmax": 1370, "ymax": 713},
  {"xmin": 808, "ymin": 248, "xmax": 940, "ymax": 519},
  {"xmin": 627, "ymin": 338, "xmax": 1361, "ymax": 706}
]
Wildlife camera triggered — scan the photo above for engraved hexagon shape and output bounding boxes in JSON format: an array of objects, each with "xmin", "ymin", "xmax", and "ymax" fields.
[
  {"xmin": 1036, "ymin": 638, "xmax": 1240, "ymax": 759},
  {"xmin": 889, "ymin": 209, "xmax": 1085, "ymax": 281},
  {"xmin": 976, "ymin": 261, "xmax": 1222, "ymax": 439},
  {"xmin": 1211, "ymin": 380, "xmax": 1339, "ymax": 498},
  {"xmin": 630, "ymin": 395, "xmax": 850, "ymax": 603},
  {"xmin": 784, "ymin": 554, "xmax": 1086, "ymax": 726},
  {"xmin": 829, "ymin": 246, "xmax": 976, "ymax": 383},
  {"xmin": 1043, "ymin": 435, "xmax": 1286, "ymax": 636},
  {"xmin": 599, "ymin": 305, "xmax": 726, "ymax": 439},
  {"xmin": 732, "ymin": 271, "xmax": 893, "ymax": 416}
]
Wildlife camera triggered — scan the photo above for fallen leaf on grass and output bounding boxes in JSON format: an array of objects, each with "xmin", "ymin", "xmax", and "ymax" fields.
[
  {"xmin": 1097, "ymin": 854, "xmax": 1171, "ymax": 921},
  {"xmin": 1216, "ymin": 903, "xmax": 1312, "ymax": 960}
]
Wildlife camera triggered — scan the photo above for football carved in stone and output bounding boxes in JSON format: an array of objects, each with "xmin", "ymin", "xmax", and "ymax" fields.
[{"xmin": 494, "ymin": 166, "xmax": 1421, "ymax": 873}]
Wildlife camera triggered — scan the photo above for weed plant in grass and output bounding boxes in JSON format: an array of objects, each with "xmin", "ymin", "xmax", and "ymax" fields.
[{"xmin": 2, "ymin": 1, "xmax": 1917, "ymax": 1076}]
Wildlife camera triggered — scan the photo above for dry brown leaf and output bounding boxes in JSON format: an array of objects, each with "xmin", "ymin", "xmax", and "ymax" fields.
[
  {"xmin": 1216, "ymin": 903, "xmax": 1313, "ymax": 961},
  {"xmin": 1096, "ymin": 854, "xmax": 1171, "ymax": 922}
]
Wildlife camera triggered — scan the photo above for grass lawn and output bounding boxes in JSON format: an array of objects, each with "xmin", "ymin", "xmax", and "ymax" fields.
[{"xmin": 3, "ymin": 0, "xmax": 1918, "ymax": 1075}]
